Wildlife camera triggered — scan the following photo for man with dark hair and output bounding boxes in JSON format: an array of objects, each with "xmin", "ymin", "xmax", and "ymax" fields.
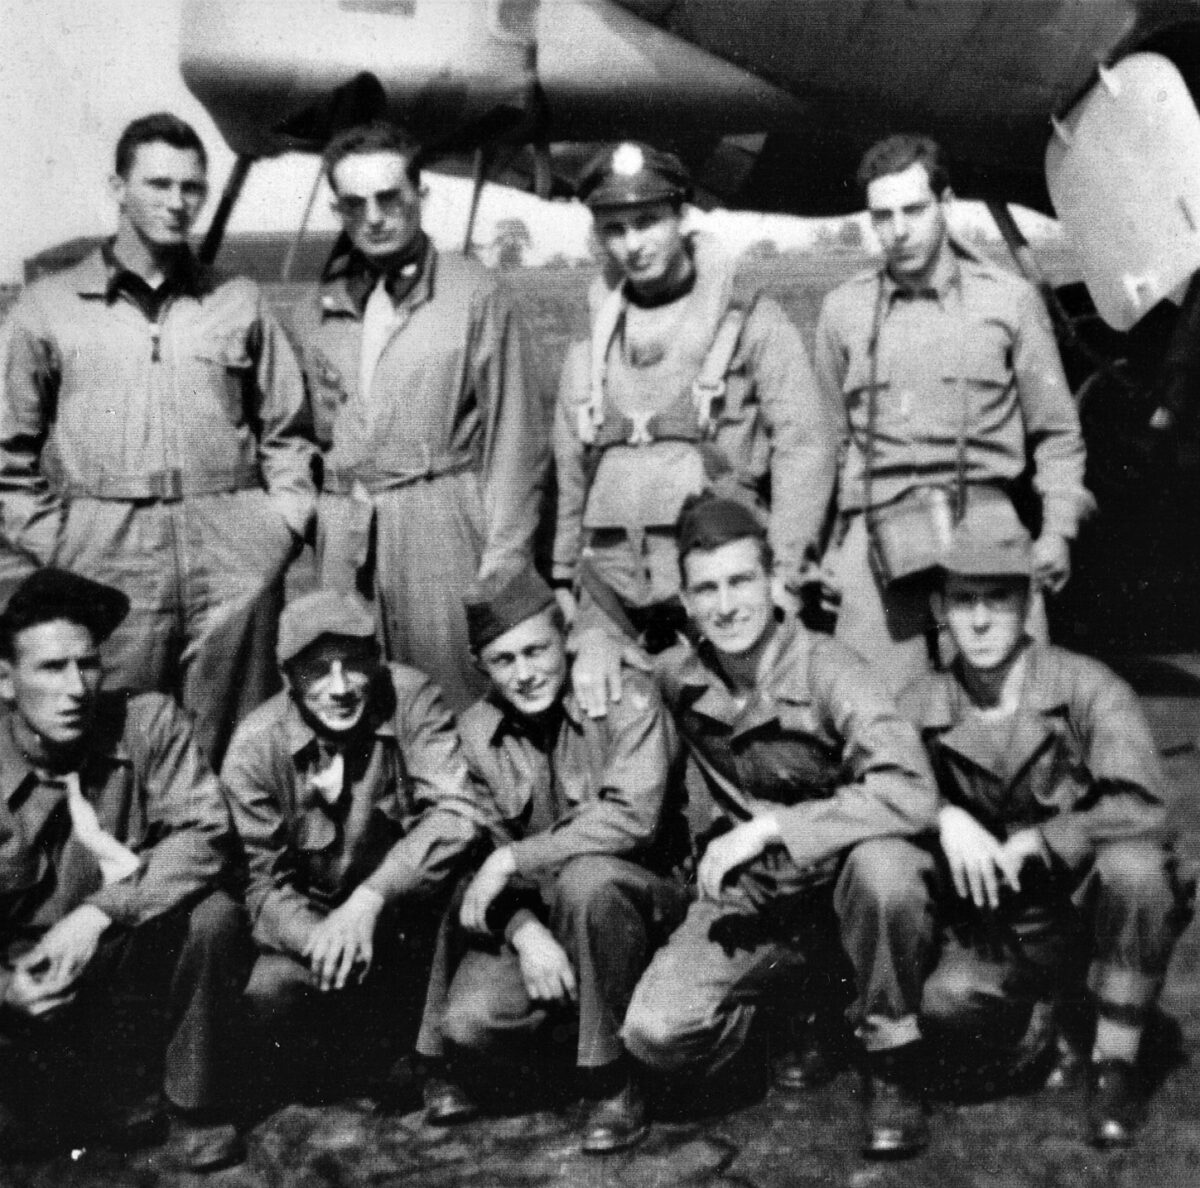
[
  {"xmin": 609, "ymin": 494, "xmax": 940, "ymax": 1157},
  {"xmin": 0, "ymin": 569, "xmax": 248, "ymax": 1171},
  {"xmin": 289, "ymin": 119, "xmax": 548, "ymax": 713},
  {"xmin": 898, "ymin": 497, "xmax": 1191, "ymax": 1148},
  {"xmin": 415, "ymin": 566, "xmax": 689, "ymax": 1153},
  {"xmin": 556, "ymin": 141, "xmax": 836, "ymax": 670},
  {"xmin": 220, "ymin": 589, "xmax": 483, "ymax": 1101},
  {"xmin": 1, "ymin": 112, "xmax": 316, "ymax": 765},
  {"xmin": 812, "ymin": 132, "xmax": 1091, "ymax": 693}
]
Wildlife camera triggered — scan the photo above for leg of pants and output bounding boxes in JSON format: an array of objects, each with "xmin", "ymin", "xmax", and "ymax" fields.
[
  {"xmin": 17, "ymin": 891, "xmax": 251, "ymax": 1116},
  {"xmin": 833, "ymin": 837, "xmax": 938, "ymax": 1052},
  {"xmin": 437, "ymin": 857, "xmax": 688, "ymax": 1069},
  {"xmin": 1084, "ymin": 841, "xmax": 1191, "ymax": 1026}
]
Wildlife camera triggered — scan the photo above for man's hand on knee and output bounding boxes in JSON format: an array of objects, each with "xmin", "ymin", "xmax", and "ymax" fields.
[
  {"xmin": 510, "ymin": 918, "xmax": 577, "ymax": 1004},
  {"xmin": 303, "ymin": 886, "xmax": 383, "ymax": 992},
  {"xmin": 938, "ymin": 805, "xmax": 1022, "ymax": 910},
  {"xmin": 697, "ymin": 816, "xmax": 781, "ymax": 902},
  {"xmin": 460, "ymin": 847, "xmax": 517, "ymax": 934}
]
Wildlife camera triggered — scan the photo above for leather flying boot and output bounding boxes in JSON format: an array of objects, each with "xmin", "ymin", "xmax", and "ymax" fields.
[
  {"xmin": 423, "ymin": 1075, "xmax": 480, "ymax": 1126},
  {"xmin": 1087, "ymin": 1059, "xmax": 1140, "ymax": 1149}
]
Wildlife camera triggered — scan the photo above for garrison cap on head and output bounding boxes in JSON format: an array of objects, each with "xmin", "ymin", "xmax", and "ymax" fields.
[
  {"xmin": 0, "ymin": 567, "xmax": 129, "ymax": 648},
  {"xmin": 676, "ymin": 491, "xmax": 767, "ymax": 559},
  {"xmin": 939, "ymin": 496, "xmax": 1033, "ymax": 578},
  {"xmin": 578, "ymin": 142, "xmax": 692, "ymax": 211},
  {"xmin": 277, "ymin": 589, "xmax": 376, "ymax": 665},
  {"xmin": 464, "ymin": 566, "xmax": 556, "ymax": 654}
]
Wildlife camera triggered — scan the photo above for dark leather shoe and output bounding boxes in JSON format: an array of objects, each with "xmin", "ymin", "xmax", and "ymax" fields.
[
  {"xmin": 1043, "ymin": 1031, "xmax": 1088, "ymax": 1091},
  {"xmin": 862, "ymin": 1072, "xmax": 929, "ymax": 1158},
  {"xmin": 580, "ymin": 1079, "xmax": 649, "ymax": 1155},
  {"xmin": 423, "ymin": 1077, "xmax": 479, "ymax": 1126},
  {"xmin": 166, "ymin": 1117, "xmax": 245, "ymax": 1172},
  {"xmin": 774, "ymin": 1018, "xmax": 845, "ymax": 1091},
  {"xmin": 1087, "ymin": 1059, "xmax": 1140, "ymax": 1149}
]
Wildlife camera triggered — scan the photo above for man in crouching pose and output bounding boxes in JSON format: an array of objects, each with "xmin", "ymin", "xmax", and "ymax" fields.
[
  {"xmin": 898, "ymin": 497, "xmax": 1191, "ymax": 1148},
  {"xmin": 608, "ymin": 495, "xmax": 940, "ymax": 1157},
  {"xmin": 221, "ymin": 589, "xmax": 482, "ymax": 1102},
  {"xmin": 415, "ymin": 566, "xmax": 690, "ymax": 1153},
  {"xmin": 0, "ymin": 569, "xmax": 247, "ymax": 1170}
]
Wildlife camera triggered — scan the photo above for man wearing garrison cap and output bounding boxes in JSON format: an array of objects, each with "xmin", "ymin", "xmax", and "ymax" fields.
[
  {"xmin": 0, "ymin": 569, "xmax": 248, "ymax": 1170},
  {"xmin": 895, "ymin": 497, "xmax": 1190, "ymax": 1148},
  {"xmin": 220, "ymin": 588, "xmax": 482, "ymax": 1104},
  {"xmin": 414, "ymin": 565, "xmax": 689, "ymax": 1154},
  {"xmin": 604, "ymin": 494, "xmax": 940, "ymax": 1157},
  {"xmin": 553, "ymin": 139, "xmax": 837, "ymax": 671}
]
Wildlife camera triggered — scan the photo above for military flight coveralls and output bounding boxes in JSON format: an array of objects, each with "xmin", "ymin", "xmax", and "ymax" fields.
[
  {"xmin": 0, "ymin": 247, "xmax": 317, "ymax": 764},
  {"xmin": 622, "ymin": 621, "xmax": 938, "ymax": 1073},
  {"xmin": 221, "ymin": 664, "xmax": 482, "ymax": 1066},
  {"xmin": 814, "ymin": 242, "xmax": 1092, "ymax": 691},
  {"xmin": 290, "ymin": 241, "xmax": 548, "ymax": 712},
  {"xmin": 554, "ymin": 233, "xmax": 837, "ymax": 648},
  {"xmin": 417, "ymin": 672, "xmax": 690, "ymax": 1073},
  {"xmin": 898, "ymin": 645, "xmax": 1191, "ymax": 1069},
  {"xmin": 0, "ymin": 694, "xmax": 246, "ymax": 1121}
]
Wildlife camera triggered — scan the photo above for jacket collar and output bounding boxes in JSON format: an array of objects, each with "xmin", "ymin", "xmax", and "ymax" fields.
[
  {"xmin": 674, "ymin": 619, "xmax": 816, "ymax": 739},
  {"xmin": 71, "ymin": 242, "xmax": 209, "ymax": 302},
  {"xmin": 485, "ymin": 687, "xmax": 582, "ymax": 747},
  {"xmin": 916, "ymin": 646, "xmax": 1070, "ymax": 783},
  {"xmin": 318, "ymin": 232, "xmax": 435, "ymax": 318},
  {"xmin": 284, "ymin": 671, "xmax": 398, "ymax": 760}
]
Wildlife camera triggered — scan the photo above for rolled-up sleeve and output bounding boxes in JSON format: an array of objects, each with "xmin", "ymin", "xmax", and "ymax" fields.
[
  {"xmin": 773, "ymin": 640, "xmax": 938, "ymax": 869},
  {"xmin": 88, "ymin": 697, "xmax": 231, "ymax": 929},
  {"xmin": 362, "ymin": 674, "xmax": 485, "ymax": 902}
]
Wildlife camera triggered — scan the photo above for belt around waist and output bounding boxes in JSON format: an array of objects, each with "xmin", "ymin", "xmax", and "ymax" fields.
[
  {"xmin": 64, "ymin": 465, "xmax": 262, "ymax": 502},
  {"xmin": 324, "ymin": 451, "xmax": 480, "ymax": 495}
]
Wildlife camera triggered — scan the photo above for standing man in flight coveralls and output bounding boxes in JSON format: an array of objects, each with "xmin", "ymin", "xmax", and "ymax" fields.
[
  {"xmin": 290, "ymin": 120, "xmax": 548, "ymax": 713},
  {"xmin": 0, "ymin": 113, "xmax": 317, "ymax": 766},
  {"xmin": 553, "ymin": 141, "xmax": 837, "ymax": 652}
]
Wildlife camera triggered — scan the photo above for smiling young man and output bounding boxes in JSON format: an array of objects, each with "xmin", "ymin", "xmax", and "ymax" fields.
[
  {"xmin": 0, "ymin": 568, "xmax": 248, "ymax": 1171},
  {"xmin": 897, "ymin": 497, "xmax": 1190, "ymax": 1148},
  {"xmin": 615, "ymin": 494, "xmax": 940, "ymax": 1157},
  {"xmin": 1, "ymin": 112, "xmax": 316, "ymax": 767},
  {"xmin": 554, "ymin": 141, "xmax": 837, "ymax": 673},
  {"xmin": 288, "ymin": 120, "xmax": 547, "ymax": 713},
  {"xmin": 812, "ymin": 134, "xmax": 1092, "ymax": 694},
  {"xmin": 414, "ymin": 566, "xmax": 689, "ymax": 1154},
  {"xmin": 219, "ymin": 589, "xmax": 482, "ymax": 1104}
]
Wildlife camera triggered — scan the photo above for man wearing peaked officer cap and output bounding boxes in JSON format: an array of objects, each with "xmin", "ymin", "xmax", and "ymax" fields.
[
  {"xmin": 0, "ymin": 566, "xmax": 250, "ymax": 1170},
  {"xmin": 593, "ymin": 493, "xmax": 940, "ymax": 1158},
  {"xmin": 414, "ymin": 563, "xmax": 689, "ymax": 1154},
  {"xmin": 554, "ymin": 138, "xmax": 838, "ymax": 691},
  {"xmin": 220, "ymin": 587, "xmax": 484, "ymax": 1106},
  {"xmin": 895, "ymin": 495, "xmax": 1190, "ymax": 1148}
]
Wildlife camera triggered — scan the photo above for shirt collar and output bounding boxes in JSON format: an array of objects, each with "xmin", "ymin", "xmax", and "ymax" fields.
[
  {"xmin": 0, "ymin": 700, "xmax": 131, "ymax": 806},
  {"xmin": 881, "ymin": 235, "xmax": 979, "ymax": 304},
  {"xmin": 485, "ymin": 688, "xmax": 579, "ymax": 746},
  {"xmin": 93, "ymin": 240, "xmax": 206, "ymax": 302}
]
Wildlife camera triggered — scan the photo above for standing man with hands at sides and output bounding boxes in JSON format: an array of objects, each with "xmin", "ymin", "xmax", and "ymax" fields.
[
  {"xmin": 220, "ymin": 590, "xmax": 483, "ymax": 1103},
  {"xmin": 289, "ymin": 120, "xmax": 548, "ymax": 713},
  {"xmin": 812, "ymin": 134, "xmax": 1092, "ymax": 694},
  {"xmin": 415, "ymin": 566, "xmax": 690, "ymax": 1154},
  {"xmin": 608, "ymin": 495, "xmax": 940, "ymax": 1158},
  {"xmin": 1, "ymin": 113, "xmax": 316, "ymax": 766},
  {"xmin": 897, "ymin": 498, "xmax": 1191, "ymax": 1149},
  {"xmin": 554, "ymin": 141, "xmax": 837, "ymax": 669},
  {"xmin": 0, "ymin": 569, "xmax": 249, "ymax": 1171}
]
